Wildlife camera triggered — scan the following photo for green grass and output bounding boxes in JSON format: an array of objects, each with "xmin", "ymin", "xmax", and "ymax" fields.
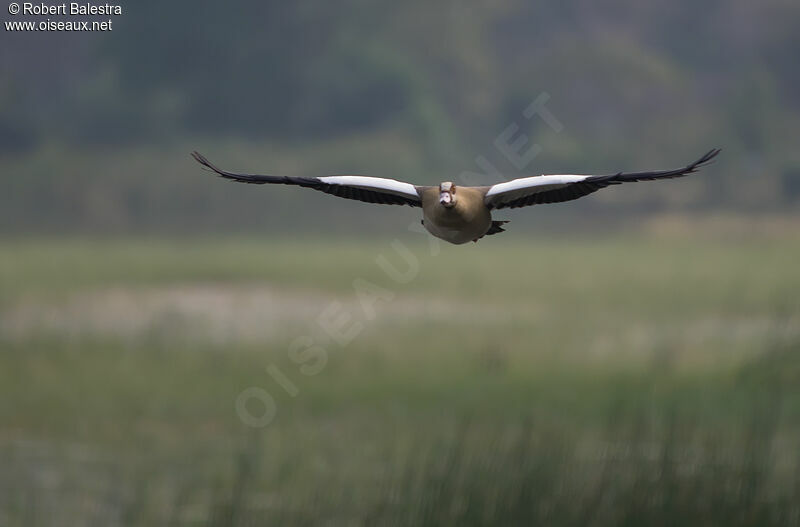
[{"xmin": 1, "ymin": 236, "xmax": 799, "ymax": 525}]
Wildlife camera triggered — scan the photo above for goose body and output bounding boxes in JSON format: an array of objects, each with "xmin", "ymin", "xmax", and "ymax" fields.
[
  {"xmin": 421, "ymin": 186, "xmax": 492, "ymax": 244},
  {"xmin": 192, "ymin": 149, "xmax": 719, "ymax": 245}
]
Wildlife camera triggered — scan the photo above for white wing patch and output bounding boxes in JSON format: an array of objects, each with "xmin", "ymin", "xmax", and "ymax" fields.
[
  {"xmin": 485, "ymin": 174, "xmax": 591, "ymax": 198},
  {"xmin": 318, "ymin": 176, "xmax": 419, "ymax": 199}
]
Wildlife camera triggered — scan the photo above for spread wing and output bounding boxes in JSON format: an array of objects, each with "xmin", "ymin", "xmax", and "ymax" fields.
[
  {"xmin": 484, "ymin": 149, "xmax": 720, "ymax": 210},
  {"xmin": 192, "ymin": 152, "xmax": 422, "ymax": 207}
]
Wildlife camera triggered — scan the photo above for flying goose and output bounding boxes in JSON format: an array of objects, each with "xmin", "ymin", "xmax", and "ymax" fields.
[{"xmin": 192, "ymin": 149, "xmax": 720, "ymax": 245}]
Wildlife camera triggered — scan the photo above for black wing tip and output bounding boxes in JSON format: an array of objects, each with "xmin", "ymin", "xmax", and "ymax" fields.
[
  {"xmin": 190, "ymin": 150, "xmax": 263, "ymax": 184},
  {"xmin": 191, "ymin": 150, "xmax": 224, "ymax": 176},
  {"xmin": 687, "ymin": 148, "xmax": 722, "ymax": 172},
  {"xmin": 191, "ymin": 150, "xmax": 214, "ymax": 168}
]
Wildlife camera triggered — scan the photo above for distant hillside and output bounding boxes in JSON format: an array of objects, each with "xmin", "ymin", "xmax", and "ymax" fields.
[{"xmin": 2, "ymin": 0, "xmax": 799, "ymax": 232}]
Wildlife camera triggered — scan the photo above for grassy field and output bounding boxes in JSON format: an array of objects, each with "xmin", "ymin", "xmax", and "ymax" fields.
[{"xmin": 1, "ymin": 235, "xmax": 799, "ymax": 526}]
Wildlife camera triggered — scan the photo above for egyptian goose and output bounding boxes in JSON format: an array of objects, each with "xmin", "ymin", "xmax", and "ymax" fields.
[{"xmin": 192, "ymin": 149, "xmax": 720, "ymax": 245}]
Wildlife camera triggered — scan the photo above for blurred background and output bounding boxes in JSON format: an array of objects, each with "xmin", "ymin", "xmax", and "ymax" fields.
[{"xmin": 1, "ymin": 1, "xmax": 799, "ymax": 525}]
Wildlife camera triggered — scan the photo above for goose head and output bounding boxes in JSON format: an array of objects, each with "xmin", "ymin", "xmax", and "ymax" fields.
[{"xmin": 439, "ymin": 182, "xmax": 457, "ymax": 208}]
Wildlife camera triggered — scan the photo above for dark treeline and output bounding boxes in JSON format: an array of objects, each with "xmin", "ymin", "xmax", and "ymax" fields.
[{"xmin": 2, "ymin": 0, "xmax": 799, "ymax": 232}]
